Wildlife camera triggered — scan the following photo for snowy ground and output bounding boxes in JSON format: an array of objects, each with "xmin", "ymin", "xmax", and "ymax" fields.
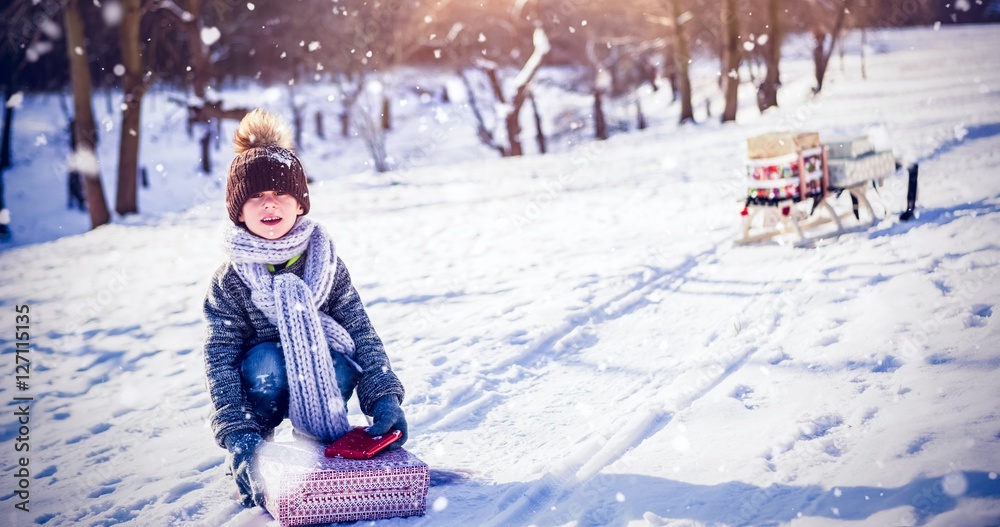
[{"xmin": 2, "ymin": 24, "xmax": 1000, "ymax": 527}]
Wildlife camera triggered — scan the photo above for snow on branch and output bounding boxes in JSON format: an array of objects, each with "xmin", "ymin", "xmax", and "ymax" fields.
[{"xmin": 511, "ymin": 27, "xmax": 550, "ymax": 91}]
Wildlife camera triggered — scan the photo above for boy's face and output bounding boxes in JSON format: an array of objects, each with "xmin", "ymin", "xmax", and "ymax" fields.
[{"xmin": 238, "ymin": 190, "xmax": 304, "ymax": 240}]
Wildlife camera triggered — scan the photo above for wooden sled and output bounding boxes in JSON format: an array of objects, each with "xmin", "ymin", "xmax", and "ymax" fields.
[
  {"xmin": 736, "ymin": 175, "xmax": 895, "ymax": 248},
  {"xmin": 736, "ymin": 136, "xmax": 901, "ymax": 247}
]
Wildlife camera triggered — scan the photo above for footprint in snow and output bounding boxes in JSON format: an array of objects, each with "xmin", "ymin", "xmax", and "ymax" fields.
[
  {"xmin": 966, "ymin": 304, "xmax": 993, "ymax": 327},
  {"xmin": 729, "ymin": 385, "xmax": 758, "ymax": 410},
  {"xmin": 815, "ymin": 334, "xmax": 840, "ymax": 347},
  {"xmin": 905, "ymin": 435, "xmax": 933, "ymax": 456},
  {"xmin": 164, "ymin": 481, "xmax": 204, "ymax": 504},
  {"xmin": 799, "ymin": 414, "xmax": 844, "ymax": 440},
  {"xmin": 90, "ymin": 423, "xmax": 112, "ymax": 434},
  {"xmin": 194, "ymin": 457, "xmax": 226, "ymax": 473},
  {"xmin": 87, "ymin": 486, "xmax": 115, "ymax": 499}
]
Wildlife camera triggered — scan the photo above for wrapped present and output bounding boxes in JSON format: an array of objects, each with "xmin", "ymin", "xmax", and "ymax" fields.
[
  {"xmin": 746, "ymin": 147, "xmax": 825, "ymax": 202},
  {"xmin": 747, "ymin": 132, "xmax": 821, "ymax": 159},
  {"xmin": 256, "ymin": 438, "xmax": 429, "ymax": 527},
  {"xmin": 824, "ymin": 136, "xmax": 875, "ymax": 159},
  {"xmin": 827, "ymin": 150, "xmax": 896, "ymax": 188}
]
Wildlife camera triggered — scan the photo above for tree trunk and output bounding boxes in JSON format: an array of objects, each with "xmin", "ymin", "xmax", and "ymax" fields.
[
  {"xmin": 530, "ymin": 92, "xmax": 546, "ymax": 154},
  {"xmin": 65, "ymin": 0, "xmax": 111, "ymax": 229},
  {"xmin": 1, "ymin": 84, "xmax": 12, "ymax": 171},
  {"xmin": 187, "ymin": 0, "xmax": 209, "ymax": 100},
  {"xmin": 593, "ymin": 89, "xmax": 608, "ymax": 140},
  {"xmin": 116, "ymin": 0, "xmax": 143, "ymax": 216},
  {"xmin": 0, "ymin": 85, "xmax": 10, "ymax": 239},
  {"xmin": 666, "ymin": 0, "xmax": 694, "ymax": 123},
  {"xmin": 813, "ymin": 30, "xmax": 826, "ymax": 90},
  {"xmin": 861, "ymin": 28, "xmax": 868, "ymax": 80},
  {"xmin": 757, "ymin": 0, "xmax": 782, "ymax": 111},
  {"xmin": 315, "ymin": 110, "xmax": 325, "ymax": 139},
  {"xmin": 721, "ymin": 0, "xmax": 741, "ymax": 122},
  {"xmin": 200, "ymin": 129, "xmax": 211, "ymax": 173},
  {"xmin": 814, "ymin": 0, "xmax": 851, "ymax": 93},
  {"xmin": 502, "ymin": 27, "xmax": 550, "ymax": 157},
  {"xmin": 289, "ymin": 97, "xmax": 303, "ymax": 149},
  {"xmin": 340, "ymin": 112, "xmax": 350, "ymax": 138},
  {"xmin": 381, "ymin": 95, "xmax": 391, "ymax": 131},
  {"xmin": 838, "ymin": 30, "xmax": 846, "ymax": 72},
  {"xmin": 67, "ymin": 120, "xmax": 86, "ymax": 210},
  {"xmin": 505, "ymin": 103, "xmax": 523, "ymax": 157}
]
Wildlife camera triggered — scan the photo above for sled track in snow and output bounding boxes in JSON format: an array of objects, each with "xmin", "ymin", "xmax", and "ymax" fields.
[
  {"xmin": 472, "ymin": 236, "xmax": 817, "ymax": 527},
  {"xmin": 410, "ymin": 237, "xmax": 729, "ymax": 435}
]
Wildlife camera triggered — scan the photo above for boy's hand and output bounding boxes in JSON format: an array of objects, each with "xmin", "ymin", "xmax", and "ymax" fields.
[
  {"xmin": 225, "ymin": 431, "xmax": 266, "ymax": 507},
  {"xmin": 367, "ymin": 395, "xmax": 408, "ymax": 449}
]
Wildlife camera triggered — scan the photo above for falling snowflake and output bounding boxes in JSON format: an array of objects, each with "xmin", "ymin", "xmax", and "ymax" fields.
[
  {"xmin": 201, "ymin": 26, "xmax": 221, "ymax": 46},
  {"xmin": 68, "ymin": 147, "xmax": 100, "ymax": 175},
  {"xmin": 102, "ymin": 1, "xmax": 123, "ymax": 25},
  {"xmin": 6, "ymin": 92, "xmax": 24, "ymax": 109}
]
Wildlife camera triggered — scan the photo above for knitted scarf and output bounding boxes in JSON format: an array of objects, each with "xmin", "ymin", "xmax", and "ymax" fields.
[{"xmin": 224, "ymin": 217, "xmax": 355, "ymax": 443}]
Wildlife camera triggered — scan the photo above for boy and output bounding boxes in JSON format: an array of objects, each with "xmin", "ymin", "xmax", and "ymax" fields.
[{"xmin": 202, "ymin": 109, "xmax": 407, "ymax": 507}]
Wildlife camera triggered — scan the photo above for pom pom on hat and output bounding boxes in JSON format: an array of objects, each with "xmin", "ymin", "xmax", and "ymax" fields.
[
  {"xmin": 226, "ymin": 108, "xmax": 310, "ymax": 225},
  {"xmin": 233, "ymin": 108, "xmax": 293, "ymax": 153}
]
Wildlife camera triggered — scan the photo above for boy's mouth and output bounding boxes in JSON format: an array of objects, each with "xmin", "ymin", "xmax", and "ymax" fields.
[{"xmin": 261, "ymin": 216, "xmax": 282, "ymax": 225}]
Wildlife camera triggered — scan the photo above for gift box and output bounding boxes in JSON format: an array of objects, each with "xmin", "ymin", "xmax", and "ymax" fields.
[
  {"xmin": 827, "ymin": 150, "xmax": 896, "ymax": 189},
  {"xmin": 747, "ymin": 132, "xmax": 821, "ymax": 159},
  {"xmin": 824, "ymin": 136, "xmax": 875, "ymax": 159},
  {"xmin": 745, "ymin": 147, "xmax": 826, "ymax": 202},
  {"xmin": 256, "ymin": 438, "xmax": 429, "ymax": 527}
]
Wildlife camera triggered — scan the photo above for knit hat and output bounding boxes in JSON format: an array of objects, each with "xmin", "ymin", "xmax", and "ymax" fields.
[{"xmin": 226, "ymin": 108, "xmax": 310, "ymax": 225}]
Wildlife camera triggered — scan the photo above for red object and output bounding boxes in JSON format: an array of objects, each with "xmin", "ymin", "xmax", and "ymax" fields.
[
  {"xmin": 257, "ymin": 439, "xmax": 429, "ymax": 526},
  {"xmin": 740, "ymin": 206, "xmax": 749, "ymax": 217},
  {"xmin": 324, "ymin": 426, "xmax": 402, "ymax": 460},
  {"xmin": 781, "ymin": 206, "xmax": 791, "ymax": 217}
]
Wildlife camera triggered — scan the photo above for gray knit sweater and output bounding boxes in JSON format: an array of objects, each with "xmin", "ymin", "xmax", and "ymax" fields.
[{"xmin": 202, "ymin": 253, "xmax": 404, "ymax": 448}]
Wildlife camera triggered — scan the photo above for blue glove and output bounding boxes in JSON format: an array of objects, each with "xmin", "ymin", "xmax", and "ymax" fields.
[
  {"xmin": 367, "ymin": 395, "xmax": 408, "ymax": 449},
  {"xmin": 225, "ymin": 431, "xmax": 265, "ymax": 507}
]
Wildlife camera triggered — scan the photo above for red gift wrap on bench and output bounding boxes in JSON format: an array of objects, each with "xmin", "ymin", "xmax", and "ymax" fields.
[{"xmin": 256, "ymin": 438, "xmax": 429, "ymax": 527}]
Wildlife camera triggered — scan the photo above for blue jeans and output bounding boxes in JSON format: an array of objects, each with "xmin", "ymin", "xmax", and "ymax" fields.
[{"xmin": 240, "ymin": 342, "xmax": 360, "ymax": 431}]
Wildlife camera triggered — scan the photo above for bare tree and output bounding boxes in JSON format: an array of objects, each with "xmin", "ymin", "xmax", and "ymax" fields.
[
  {"xmin": 353, "ymin": 89, "xmax": 390, "ymax": 173},
  {"xmin": 335, "ymin": 72, "xmax": 366, "ymax": 138},
  {"xmin": 0, "ymin": 86, "xmax": 10, "ymax": 239},
  {"xmin": 65, "ymin": 0, "xmax": 110, "ymax": 229},
  {"xmin": 812, "ymin": 0, "xmax": 852, "ymax": 93},
  {"xmin": 463, "ymin": 26, "xmax": 551, "ymax": 157},
  {"xmin": 115, "ymin": 0, "xmax": 146, "ymax": 215},
  {"xmin": 757, "ymin": 0, "xmax": 782, "ymax": 111},
  {"xmin": 583, "ymin": 38, "xmax": 618, "ymax": 140},
  {"xmin": 153, "ymin": 0, "xmax": 247, "ymax": 172},
  {"xmin": 720, "ymin": 0, "xmax": 741, "ymax": 122},
  {"xmin": 655, "ymin": 0, "xmax": 695, "ymax": 123}
]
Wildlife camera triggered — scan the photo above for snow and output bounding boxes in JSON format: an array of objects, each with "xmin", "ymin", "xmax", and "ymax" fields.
[
  {"xmin": 201, "ymin": 27, "xmax": 221, "ymax": 47},
  {"xmin": 5, "ymin": 92, "xmax": 24, "ymax": 109},
  {"xmin": 2, "ymin": 24, "xmax": 1000, "ymax": 527}
]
